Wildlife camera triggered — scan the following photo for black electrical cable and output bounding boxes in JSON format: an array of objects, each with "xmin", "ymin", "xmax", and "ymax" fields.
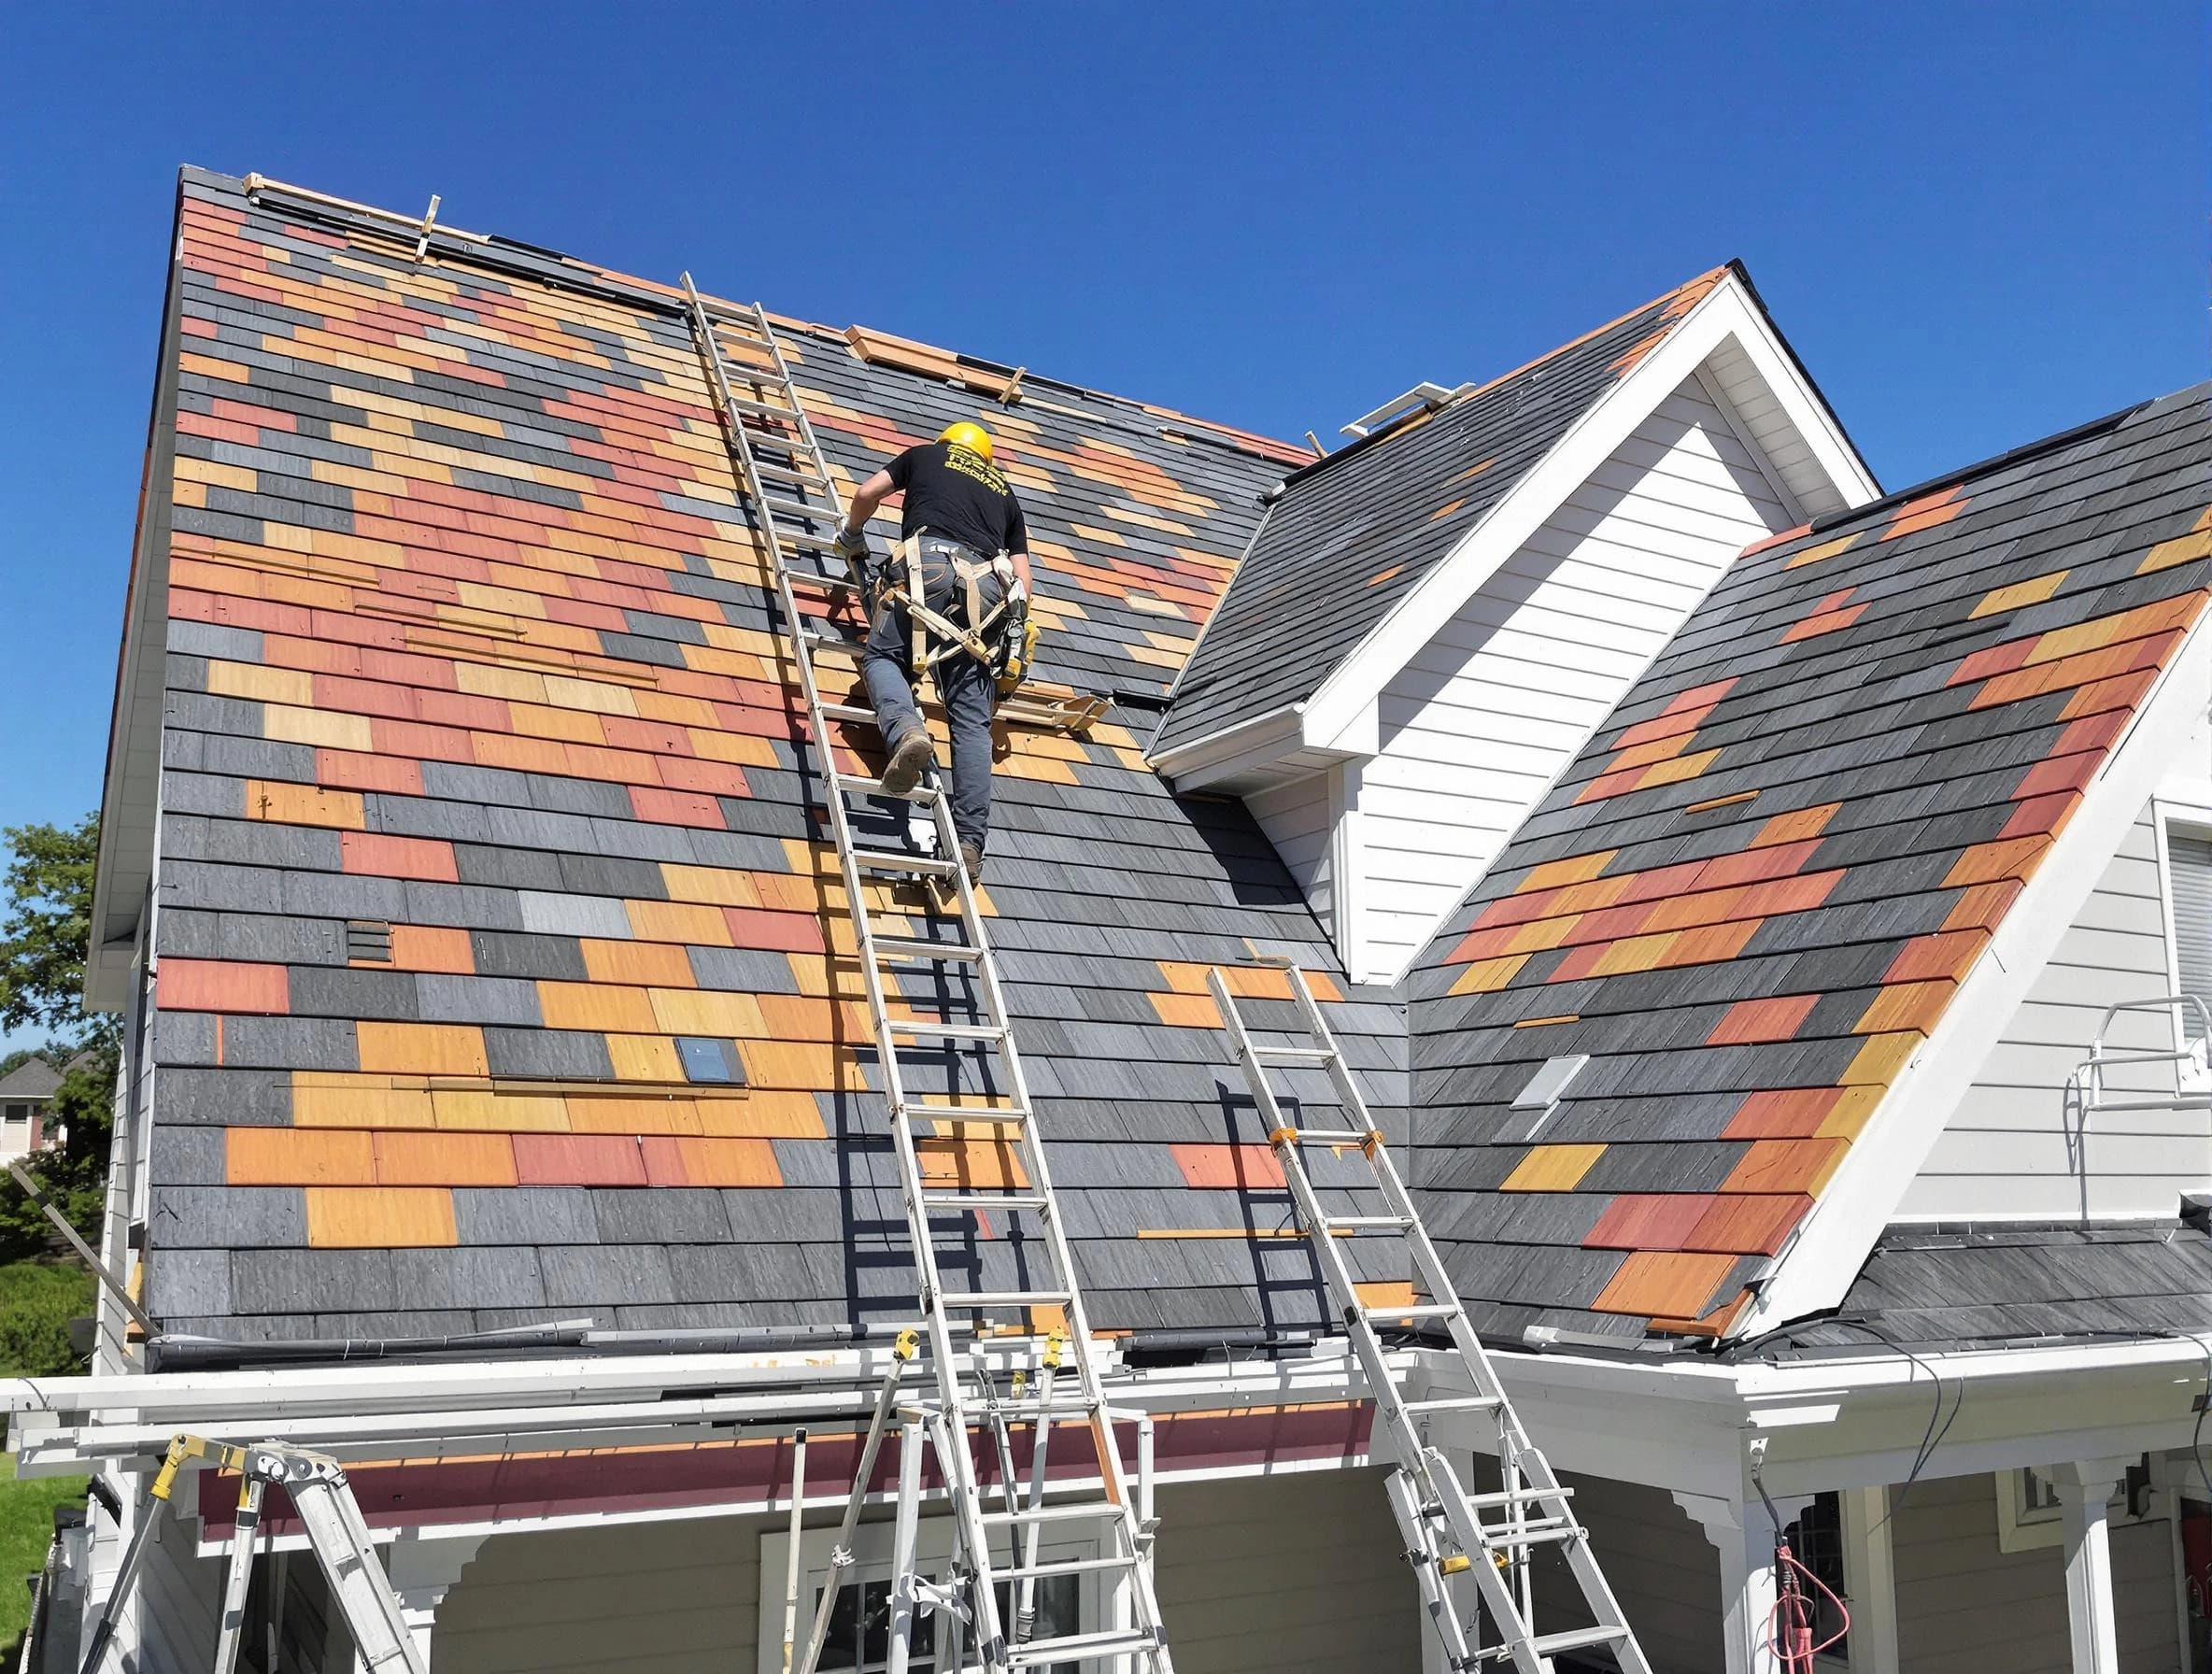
[{"xmin": 1734, "ymin": 1314, "xmax": 1962, "ymax": 1537}]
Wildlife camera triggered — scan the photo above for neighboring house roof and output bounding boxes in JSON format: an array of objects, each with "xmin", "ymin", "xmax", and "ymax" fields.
[
  {"xmin": 0, "ymin": 1057, "xmax": 64, "ymax": 1099},
  {"xmin": 1748, "ymin": 1223, "xmax": 2212, "ymax": 1355},
  {"xmin": 1151, "ymin": 264, "xmax": 1867, "ymax": 768},
  {"xmin": 121, "ymin": 169, "xmax": 1408, "ymax": 1345},
  {"xmin": 1407, "ymin": 382, "xmax": 2212, "ymax": 1346}
]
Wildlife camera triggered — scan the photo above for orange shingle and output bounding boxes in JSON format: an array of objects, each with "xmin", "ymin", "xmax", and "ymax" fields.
[
  {"xmin": 1169, "ymin": 1143, "xmax": 1287, "ymax": 1191},
  {"xmin": 305, "ymin": 1187, "xmax": 457, "ymax": 1248},
  {"xmin": 1591, "ymin": 1252, "xmax": 1737, "ymax": 1319},
  {"xmin": 1500, "ymin": 1144, "xmax": 1606, "ymax": 1192},
  {"xmin": 388, "ymin": 925, "xmax": 474, "ymax": 973},
  {"xmin": 1721, "ymin": 1138, "xmax": 1849, "ymax": 1196},
  {"xmin": 1706, "ymin": 994, "xmax": 1818, "ymax": 1046},
  {"xmin": 371, "ymin": 1131, "xmax": 517, "ymax": 1186},
  {"xmin": 357, "ymin": 1022, "xmax": 490, "ymax": 1077},
  {"xmin": 245, "ymin": 779, "xmax": 364, "ymax": 830},
  {"xmin": 917, "ymin": 1132, "xmax": 1029, "ymax": 1190},
  {"xmin": 156, "ymin": 958, "xmax": 289, "ymax": 1015},
  {"xmin": 227, "ymin": 1128, "xmax": 373, "ymax": 1185}
]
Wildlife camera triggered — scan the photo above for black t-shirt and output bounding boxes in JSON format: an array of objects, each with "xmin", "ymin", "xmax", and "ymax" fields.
[{"xmin": 885, "ymin": 441, "xmax": 1028, "ymax": 560}]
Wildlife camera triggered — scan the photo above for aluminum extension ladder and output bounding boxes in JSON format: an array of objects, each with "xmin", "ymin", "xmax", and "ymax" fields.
[
  {"xmin": 1207, "ymin": 958, "xmax": 1652, "ymax": 1673},
  {"xmin": 80, "ymin": 1435, "xmax": 423, "ymax": 1674},
  {"xmin": 680, "ymin": 280, "xmax": 1174, "ymax": 1673}
]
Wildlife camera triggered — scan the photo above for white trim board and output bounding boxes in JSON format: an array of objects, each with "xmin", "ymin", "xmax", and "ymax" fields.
[{"xmin": 1742, "ymin": 615, "xmax": 2212, "ymax": 1334}]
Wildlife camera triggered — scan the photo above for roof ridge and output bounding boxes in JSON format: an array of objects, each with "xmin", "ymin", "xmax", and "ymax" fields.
[{"xmin": 200, "ymin": 168, "xmax": 1308, "ymax": 469}]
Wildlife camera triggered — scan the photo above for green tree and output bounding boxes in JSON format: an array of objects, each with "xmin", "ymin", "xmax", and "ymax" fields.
[{"xmin": 0, "ymin": 816, "xmax": 114, "ymax": 1257}]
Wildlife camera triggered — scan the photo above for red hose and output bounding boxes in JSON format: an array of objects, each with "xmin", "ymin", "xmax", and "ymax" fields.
[{"xmin": 1765, "ymin": 1541, "xmax": 1850, "ymax": 1669}]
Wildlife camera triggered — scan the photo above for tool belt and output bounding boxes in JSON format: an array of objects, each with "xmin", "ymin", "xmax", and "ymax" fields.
[{"xmin": 877, "ymin": 532, "xmax": 1036, "ymax": 696}]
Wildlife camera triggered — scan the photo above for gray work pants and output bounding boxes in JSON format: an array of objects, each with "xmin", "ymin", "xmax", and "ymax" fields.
[{"xmin": 859, "ymin": 536, "xmax": 1003, "ymax": 855}]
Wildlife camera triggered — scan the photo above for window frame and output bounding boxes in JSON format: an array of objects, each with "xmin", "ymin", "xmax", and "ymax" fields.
[
  {"xmin": 2155, "ymin": 801, "xmax": 2212, "ymax": 1087},
  {"xmin": 1994, "ymin": 1467, "xmax": 2068, "ymax": 1553},
  {"xmin": 759, "ymin": 1511, "xmax": 1120, "ymax": 1674}
]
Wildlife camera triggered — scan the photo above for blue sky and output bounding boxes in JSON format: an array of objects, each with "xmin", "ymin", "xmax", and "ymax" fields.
[{"xmin": 0, "ymin": 0, "xmax": 2203, "ymax": 855}]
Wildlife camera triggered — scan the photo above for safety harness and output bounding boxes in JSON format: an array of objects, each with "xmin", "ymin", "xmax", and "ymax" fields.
[{"xmin": 876, "ymin": 533, "xmax": 1037, "ymax": 697}]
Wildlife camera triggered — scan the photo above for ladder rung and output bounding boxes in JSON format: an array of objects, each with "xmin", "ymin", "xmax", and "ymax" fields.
[
  {"xmin": 762, "ymin": 492, "xmax": 838, "ymax": 521},
  {"xmin": 728, "ymin": 390, "xmax": 802, "ymax": 418},
  {"xmin": 873, "ymin": 935, "xmax": 980, "ymax": 962},
  {"xmin": 909, "ymin": 1104, "xmax": 1029, "ymax": 1125},
  {"xmin": 1286, "ymin": 1128, "xmax": 1371, "ymax": 1145},
  {"xmin": 746, "ymin": 457, "xmax": 830, "ymax": 489},
  {"xmin": 837, "ymin": 773, "xmax": 938, "ymax": 805},
  {"xmin": 788, "ymin": 568, "xmax": 863, "ymax": 593},
  {"xmin": 886, "ymin": 1020, "xmax": 1006, "ymax": 1043},
  {"xmin": 941, "ymin": 1289, "xmax": 1071, "ymax": 1310},
  {"xmin": 769, "ymin": 525, "xmax": 846, "ymax": 555},
  {"xmin": 1007, "ymin": 1628, "xmax": 1159, "ymax": 1667},
  {"xmin": 996, "ymin": 1552, "xmax": 1138, "ymax": 1583},
  {"xmin": 1256, "ymin": 1045, "xmax": 1336, "ymax": 1063},
  {"xmin": 1527, "ymin": 1625, "xmax": 1631, "ymax": 1656},
  {"xmin": 801, "ymin": 629, "xmax": 865, "ymax": 655},
  {"xmin": 1371, "ymin": 1303, "xmax": 1460, "ymax": 1322},
  {"xmin": 1399, "ymin": 1394, "xmax": 1505, "ymax": 1416},
  {"xmin": 818, "ymin": 700, "xmax": 877, "ymax": 724},
  {"xmin": 977, "ymin": 1497, "xmax": 1117, "ymax": 1527},
  {"xmin": 921, "ymin": 1192, "xmax": 1049, "ymax": 1213},
  {"xmin": 1463, "ymin": 1484, "xmax": 1571, "ymax": 1512},
  {"xmin": 1326, "ymin": 1214, "xmax": 1416, "ymax": 1230},
  {"xmin": 848, "ymin": 845, "xmax": 957, "ymax": 876},
  {"xmin": 1483, "ymin": 1520, "xmax": 1582, "ymax": 1550},
  {"xmin": 977, "ymin": 1396, "xmax": 1099, "ymax": 1421}
]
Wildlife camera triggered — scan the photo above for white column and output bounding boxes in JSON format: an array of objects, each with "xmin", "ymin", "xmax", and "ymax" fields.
[
  {"xmin": 2053, "ymin": 1458, "xmax": 2133, "ymax": 1674},
  {"xmin": 378, "ymin": 1534, "xmax": 485, "ymax": 1670},
  {"xmin": 1839, "ymin": 1484, "xmax": 1901, "ymax": 1674},
  {"xmin": 1676, "ymin": 1487, "xmax": 1812, "ymax": 1674}
]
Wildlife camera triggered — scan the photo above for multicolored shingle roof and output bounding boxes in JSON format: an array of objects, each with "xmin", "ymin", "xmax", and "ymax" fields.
[
  {"xmin": 1407, "ymin": 382, "xmax": 2212, "ymax": 1342},
  {"xmin": 1153, "ymin": 267, "xmax": 1734, "ymax": 755},
  {"xmin": 135, "ymin": 168, "xmax": 1405, "ymax": 1345}
]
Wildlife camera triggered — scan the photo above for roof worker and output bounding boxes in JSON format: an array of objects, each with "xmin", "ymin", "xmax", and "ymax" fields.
[{"xmin": 835, "ymin": 421, "xmax": 1034, "ymax": 880}]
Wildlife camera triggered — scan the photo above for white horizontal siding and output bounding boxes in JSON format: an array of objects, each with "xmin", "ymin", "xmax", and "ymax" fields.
[
  {"xmin": 1520, "ymin": 1468, "xmax": 1720, "ymax": 1674},
  {"xmin": 1889, "ymin": 1472, "xmax": 2176, "ymax": 1674},
  {"xmin": 1903, "ymin": 803, "xmax": 2201, "ymax": 1221},
  {"xmin": 432, "ymin": 1468, "xmax": 1412, "ymax": 1674},
  {"xmin": 1150, "ymin": 1468, "xmax": 1415, "ymax": 1674},
  {"xmin": 1248, "ymin": 771, "xmax": 1336, "ymax": 936},
  {"xmin": 1352, "ymin": 374, "xmax": 1792, "ymax": 983}
]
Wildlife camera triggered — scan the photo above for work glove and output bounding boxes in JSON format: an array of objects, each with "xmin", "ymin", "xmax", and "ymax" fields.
[{"xmin": 833, "ymin": 524, "xmax": 870, "ymax": 563}]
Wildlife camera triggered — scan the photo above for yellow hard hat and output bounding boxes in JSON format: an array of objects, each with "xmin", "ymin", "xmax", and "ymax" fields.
[{"xmin": 938, "ymin": 421, "xmax": 993, "ymax": 462}]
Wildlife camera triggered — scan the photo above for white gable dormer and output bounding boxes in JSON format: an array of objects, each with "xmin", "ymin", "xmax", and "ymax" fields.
[{"xmin": 1156, "ymin": 270, "xmax": 1879, "ymax": 984}]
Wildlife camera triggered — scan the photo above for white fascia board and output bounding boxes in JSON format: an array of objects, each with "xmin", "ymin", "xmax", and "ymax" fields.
[
  {"xmin": 1301, "ymin": 276, "xmax": 1879, "ymax": 755},
  {"xmin": 1740, "ymin": 615, "xmax": 2212, "ymax": 1337},
  {"xmin": 85, "ymin": 209, "xmax": 188, "ymax": 1014}
]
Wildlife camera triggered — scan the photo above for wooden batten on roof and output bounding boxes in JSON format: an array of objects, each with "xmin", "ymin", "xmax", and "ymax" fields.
[{"xmin": 844, "ymin": 324, "xmax": 1023, "ymax": 402}]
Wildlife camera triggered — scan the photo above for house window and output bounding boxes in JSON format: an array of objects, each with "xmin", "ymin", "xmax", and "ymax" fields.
[
  {"xmin": 2168, "ymin": 830, "xmax": 2212, "ymax": 1058},
  {"xmin": 1787, "ymin": 1493, "xmax": 1850, "ymax": 1664},
  {"xmin": 759, "ymin": 1516, "xmax": 1106, "ymax": 1674},
  {"xmin": 3, "ymin": 1105, "xmax": 31, "ymax": 1147},
  {"xmin": 1995, "ymin": 1463, "xmax": 2143, "ymax": 1553}
]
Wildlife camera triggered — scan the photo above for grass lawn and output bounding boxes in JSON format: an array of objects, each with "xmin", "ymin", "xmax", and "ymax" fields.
[{"xmin": 0, "ymin": 1452, "xmax": 85, "ymax": 1662}]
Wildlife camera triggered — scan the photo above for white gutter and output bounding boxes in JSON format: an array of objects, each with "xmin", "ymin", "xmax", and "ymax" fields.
[{"xmin": 7, "ymin": 1341, "xmax": 1385, "ymax": 1477}]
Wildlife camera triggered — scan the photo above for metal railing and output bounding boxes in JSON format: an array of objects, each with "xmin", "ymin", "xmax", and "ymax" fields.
[{"xmin": 2073, "ymin": 994, "xmax": 2212, "ymax": 1118}]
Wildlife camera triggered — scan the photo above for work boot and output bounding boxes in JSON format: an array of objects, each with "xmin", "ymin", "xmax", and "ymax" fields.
[
  {"xmin": 958, "ymin": 839, "xmax": 985, "ymax": 881},
  {"xmin": 879, "ymin": 731, "xmax": 933, "ymax": 797}
]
